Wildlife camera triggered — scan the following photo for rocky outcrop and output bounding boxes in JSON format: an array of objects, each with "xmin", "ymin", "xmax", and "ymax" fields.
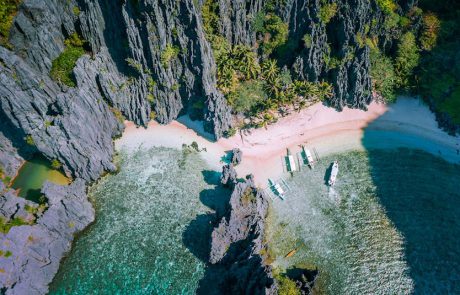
[
  {"xmin": 220, "ymin": 163, "xmax": 238, "ymax": 187},
  {"xmin": 0, "ymin": 179, "xmax": 94, "ymax": 295},
  {"xmin": 0, "ymin": 47, "xmax": 123, "ymax": 181},
  {"xmin": 217, "ymin": 0, "xmax": 264, "ymax": 46},
  {"xmin": 0, "ymin": 130, "xmax": 24, "ymax": 186},
  {"xmin": 231, "ymin": 148, "xmax": 243, "ymax": 166},
  {"xmin": 204, "ymin": 174, "xmax": 277, "ymax": 294},
  {"xmin": 284, "ymin": 0, "xmax": 380, "ymax": 109}
]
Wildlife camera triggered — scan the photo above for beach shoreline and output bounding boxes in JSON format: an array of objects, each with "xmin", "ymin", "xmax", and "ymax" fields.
[{"xmin": 115, "ymin": 97, "xmax": 460, "ymax": 187}]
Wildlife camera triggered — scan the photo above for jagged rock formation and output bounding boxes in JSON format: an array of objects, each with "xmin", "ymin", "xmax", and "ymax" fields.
[
  {"xmin": 203, "ymin": 174, "xmax": 276, "ymax": 294},
  {"xmin": 231, "ymin": 147, "xmax": 243, "ymax": 165},
  {"xmin": 213, "ymin": 0, "xmax": 416, "ymax": 110},
  {"xmin": 220, "ymin": 163, "xmax": 238, "ymax": 187},
  {"xmin": 0, "ymin": 180, "xmax": 94, "ymax": 295},
  {"xmin": 0, "ymin": 0, "xmax": 420, "ymax": 293},
  {"xmin": 217, "ymin": 0, "xmax": 264, "ymax": 46}
]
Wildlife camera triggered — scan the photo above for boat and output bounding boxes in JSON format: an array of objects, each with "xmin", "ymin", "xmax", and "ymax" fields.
[
  {"xmin": 328, "ymin": 161, "xmax": 339, "ymax": 186},
  {"xmin": 285, "ymin": 148, "xmax": 297, "ymax": 172},
  {"xmin": 301, "ymin": 145, "xmax": 315, "ymax": 168},
  {"xmin": 268, "ymin": 178, "xmax": 285, "ymax": 200}
]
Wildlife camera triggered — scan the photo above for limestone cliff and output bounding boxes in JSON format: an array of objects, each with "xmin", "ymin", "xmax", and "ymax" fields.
[
  {"xmin": 201, "ymin": 171, "xmax": 276, "ymax": 294},
  {"xmin": 0, "ymin": 180, "xmax": 94, "ymax": 294}
]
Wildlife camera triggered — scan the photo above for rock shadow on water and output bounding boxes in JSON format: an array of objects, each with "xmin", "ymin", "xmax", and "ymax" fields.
[
  {"xmin": 196, "ymin": 238, "xmax": 270, "ymax": 295},
  {"xmin": 182, "ymin": 170, "xmax": 231, "ymax": 263},
  {"xmin": 362, "ymin": 112, "xmax": 460, "ymax": 294}
]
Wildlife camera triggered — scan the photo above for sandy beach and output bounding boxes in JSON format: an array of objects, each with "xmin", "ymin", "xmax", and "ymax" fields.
[{"xmin": 116, "ymin": 97, "xmax": 460, "ymax": 187}]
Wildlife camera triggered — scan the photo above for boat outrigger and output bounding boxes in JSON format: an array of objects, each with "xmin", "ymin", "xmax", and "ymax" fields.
[
  {"xmin": 328, "ymin": 161, "xmax": 339, "ymax": 186},
  {"xmin": 301, "ymin": 145, "xmax": 316, "ymax": 168}
]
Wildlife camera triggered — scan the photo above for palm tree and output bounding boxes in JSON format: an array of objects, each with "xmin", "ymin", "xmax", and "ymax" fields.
[{"xmin": 261, "ymin": 59, "xmax": 279, "ymax": 82}]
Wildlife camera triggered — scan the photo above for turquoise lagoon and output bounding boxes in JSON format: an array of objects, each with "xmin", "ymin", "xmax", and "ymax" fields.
[
  {"xmin": 267, "ymin": 149, "xmax": 460, "ymax": 294},
  {"xmin": 49, "ymin": 142, "xmax": 460, "ymax": 294},
  {"xmin": 49, "ymin": 147, "xmax": 223, "ymax": 294}
]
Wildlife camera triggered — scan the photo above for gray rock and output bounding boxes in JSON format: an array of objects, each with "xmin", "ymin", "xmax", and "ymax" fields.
[
  {"xmin": 220, "ymin": 164, "xmax": 238, "ymax": 187},
  {"xmin": 207, "ymin": 173, "xmax": 277, "ymax": 294},
  {"xmin": 0, "ymin": 47, "xmax": 123, "ymax": 181},
  {"xmin": 0, "ymin": 130, "xmax": 24, "ymax": 179},
  {"xmin": 0, "ymin": 179, "xmax": 94, "ymax": 295},
  {"xmin": 231, "ymin": 148, "xmax": 243, "ymax": 166}
]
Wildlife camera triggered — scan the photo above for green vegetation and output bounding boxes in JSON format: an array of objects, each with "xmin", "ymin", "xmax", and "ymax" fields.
[
  {"xmin": 375, "ymin": 0, "xmax": 397, "ymax": 15},
  {"xmin": 417, "ymin": 2, "xmax": 460, "ymax": 125},
  {"xmin": 302, "ymin": 34, "xmax": 312, "ymax": 48},
  {"xmin": 160, "ymin": 44, "xmax": 180, "ymax": 67},
  {"xmin": 126, "ymin": 58, "xmax": 144, "ymax": 74},
  {"xmin": 319, "ymin": 2, "xmax": 338, "ymax": 24},
  {"xmin": 420, "ymin": 12, "xmax": 440, "ymax": 51},
  {"xmin": 25, "ymin": 135, "xmax": 35, "ymax": 146},
  {"xmin": 0, "ymin": 217, "xmax": 30, "ymax": 234},
  {"xmin": 110, "ymin": 107, "xmax": 125, "ymax": 123},
  {"xmin": 50, "ymin": 33, "xmax": 86, "ymax": 87},
  {"xmin": 394, "ymin": 32, "xmax": 420, "ymax": 90},
  {"xmin": 72, "ymin": 6, "xmax": 80, "ymax": 16},
  {"xmin": 0, "ymin": 165, "xmax": 11, "ymax": 186},
  {"xmin": 228, "ymin": 81, "xmax": 267, "ymax": 114},
  {"xmin": 51, "ymin": 159, "xmax": 62, "ymax": 170},
  {"xmin": 254, "ymin": 13, "xmax": 288, "ymax": 56},
  {"xmin": 0, "ymin": 0, "xmax": 20, "ymax": 48},
  {"xmin": 241, "ymin": 188, "xmax": 256, "ymax": 205},
  {"xmin": 273, "ymin": 271, "xmax": 301, "ymax": 295},
  {"xmin": 370, "ymin": 48, "xmax": 396, "ymax": 102}
]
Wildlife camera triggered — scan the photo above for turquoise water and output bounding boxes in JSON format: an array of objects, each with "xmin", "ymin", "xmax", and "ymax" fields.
[
  {"xmin": 49, "ymin": 147, "xmax": 219, "ymax": 294},
  {"xmin": 267, "ymin": 149, "xmax": 460, "ymax": 294},
  {"xmin": 48, "ymin": 144, "xmax": 460, "ymax": 294}
]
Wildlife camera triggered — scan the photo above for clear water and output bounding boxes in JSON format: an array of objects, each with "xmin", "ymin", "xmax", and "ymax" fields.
[
  {"xmin": 49, "ymin": 147, "xmax": 220, "ymax": 294},
  {"xmin": 48, "ymin": 145, "xmax": 460, "ymax": 294},
  {"xmin": 11, "ymin": 156, "xmax": 69, "ymax": 202},
  {"xmin": 267, "ymin": 149, "xmax": 460, "ymax": 294}
]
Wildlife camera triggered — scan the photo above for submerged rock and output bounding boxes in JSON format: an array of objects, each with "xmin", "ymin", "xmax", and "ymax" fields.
[{"xmin": 0, "ymin": 180, "xmax": 94, "ymax": 295}]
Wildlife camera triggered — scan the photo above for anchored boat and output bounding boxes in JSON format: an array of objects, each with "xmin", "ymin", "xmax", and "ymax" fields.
[
  {"xmin": 285, "ymin": 148, "xmax": 297, "ymax": 173},
  {"xmin": 328, "ymin": 161, "xmax": 339, "ymax": 186},
  {"xmin": 268, "ymin": 178, "xmax": 285, "ymax": 200},
  {"xmin": 301, "ymin": 145, "xmax": 315, "ymax": 168}
]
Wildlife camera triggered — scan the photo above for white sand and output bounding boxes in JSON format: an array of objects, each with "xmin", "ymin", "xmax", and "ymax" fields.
[{"xmin": 116, "ymin": 97, "xmax": 460, "ymax": 187}]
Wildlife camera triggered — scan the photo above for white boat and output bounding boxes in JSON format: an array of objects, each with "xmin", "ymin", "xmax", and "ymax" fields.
[
  {"xmin": 328, "ymin": 161, "xmax": 339, "ymax": 186},
  {"xmin": 285, "ymin": 149, "xmax": 297, "ymax": 172},
  {"xmin": 268, "ymin": 178, "xmax": 285, "ymax": 200},
  {"xmin": 301, "ymin": 145, "xmax": 315, "ymax": 168}
]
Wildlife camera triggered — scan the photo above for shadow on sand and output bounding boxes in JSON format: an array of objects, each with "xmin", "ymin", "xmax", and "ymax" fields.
[{"xmin": 362, "ymin": 110, "xmax": 460, "ymax": 294}]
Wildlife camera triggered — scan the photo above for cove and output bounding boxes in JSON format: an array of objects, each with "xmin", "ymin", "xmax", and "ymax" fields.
[
  {"xmin": 49, "ymin": 147, "xmax": 222, "ymax": 294},
  {"xmin": 11, "ymin": 156, "xmax": 69, "ymax": 203},
  {"xmin": 267, "ymin": 149, "xmax": 460, "ymax": 294}
]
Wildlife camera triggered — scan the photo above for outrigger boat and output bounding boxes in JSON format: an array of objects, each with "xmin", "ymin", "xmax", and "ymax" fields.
[
  {"xmin": 301, "ymin": 145, "xmax": 315, "ymax": 168},
  {"xmin": 285, "ymin": 148, "xmax": 297, "ymax": 173},
  {"xmin": 268, "ymin": 178, "xmax": 285, "ymax": 200},
  {"xmin": 328, "ymin": 161, "xmax": 339, "ymax": 186}
]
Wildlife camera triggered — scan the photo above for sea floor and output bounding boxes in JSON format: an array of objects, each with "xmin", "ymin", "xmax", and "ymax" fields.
[
  {"xmin": 267, "ymin": 149, "xmax": 460, "ymax": 294},
  {"xmin": 49, "ymin": 147, "xmax": 223, "ymax": 294}
]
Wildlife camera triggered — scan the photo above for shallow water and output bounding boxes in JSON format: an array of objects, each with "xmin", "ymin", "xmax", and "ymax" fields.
[
  {"xmin": 267, "ymin": 149, "xmax": 460, "ymax": 294},
  {"xmin": 49, "ymin": 147, "xmax": 220, "ymax": 294},
  {"xmin": 11, "ymin": 156, "xmax": 69, "ymax": 202}
]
